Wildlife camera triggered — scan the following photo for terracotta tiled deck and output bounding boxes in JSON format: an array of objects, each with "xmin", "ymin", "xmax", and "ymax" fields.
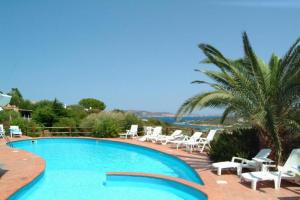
[
  {"xmin": 0, "ymin": 137, "xmax": 45, "ymax": 200},
  {"xmin": 0, "ymin": 136, "xmax": 299, "ymax": 200}
]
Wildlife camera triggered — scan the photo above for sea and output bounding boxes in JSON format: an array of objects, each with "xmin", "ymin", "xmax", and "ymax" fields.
[{"xmin": 148, "ymin": 116, "xmax": 220, "ymax": 131}]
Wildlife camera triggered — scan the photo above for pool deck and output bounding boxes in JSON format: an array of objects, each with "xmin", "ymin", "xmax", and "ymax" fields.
[
  {"xmin": 0, "ymin": 136, "xmax": 299, "ymax": 200},
  {"xmin": 0, "ymin": 137, "xmax": 45, "ymax": 200}
]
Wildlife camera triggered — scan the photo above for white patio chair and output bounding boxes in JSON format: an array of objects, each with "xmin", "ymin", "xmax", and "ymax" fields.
[
  {"xmin": 241, "ymin": 149, "xmax": 300, "ymax": 190},
  {"xmin": 138, "ymin": 126, "xmax": 153, "ymax": 142},
  {"xmin": 119, "ymin": 125, "xmax": 138, "ymax": 139},
  {"xmin": 10, "ymin": 125, "xmax": 22, "ymax": 138},
  {"xmin": 212, "ymin": 148, "xmax": 272, "ymax": 176},
  {"xmin": 198, "ymin": 129, "xmax": 218, "ymax": 152},
  {"xmin": 148, "ymin": 126, "xmax": 163, "ymax": 142},
  {"xmin": 0, "ymin": 124, "xmax": 5, "ymax": 138}
]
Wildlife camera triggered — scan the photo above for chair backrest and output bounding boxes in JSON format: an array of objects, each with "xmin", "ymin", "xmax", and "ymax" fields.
[
  {"xmin": 130, "ymin": 125, "xmax": 138, "ymax": 133},
  {"xmin": 152, "ymin": 126, "xmax": 162, "ymax": 136},
  {"xmin": 0, "ymin": 124, "xmax": 4, "ymax": 132},
  {"xmin": 190, "ymin": 132, "xmax": 203, "ymax": 142},
  {"xmin": 10, "ymin": 125, "xmax": 20, "ymax": 130},
  {"xmin": 170, "ymin": 130, "xmax": 182, "ymax": 137},
  {"xmin": 283, "ymin": 149, "xmax": 300, "ymax": 169},
  {"xmin": 144, "ymin": 126, "xmax": 152, "ymax": 135},
  {"xmin": 254, "ymin": 148, "xmax": 271, "ymax": 159},
  {"xmin": 206, "ymin": 129, "xmax": 217, "ymax": 142}
]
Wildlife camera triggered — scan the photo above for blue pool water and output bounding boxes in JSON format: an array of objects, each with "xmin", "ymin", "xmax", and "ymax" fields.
[{"xmin": 9, "ymin": 138, "xmax": 206, "ymax": 200}]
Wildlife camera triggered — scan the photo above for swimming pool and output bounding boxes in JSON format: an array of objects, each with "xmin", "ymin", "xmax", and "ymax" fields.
[{"xmin": 9, "ymin": 138, "xmax": 206, "ymax": 200}]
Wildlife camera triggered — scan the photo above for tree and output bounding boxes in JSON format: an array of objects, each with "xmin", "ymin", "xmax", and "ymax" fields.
[
  {"xmin": 177, "ymin": 32, "xmax": 300, "ymax": 164},
  {"xmin": 32, "ymin": 105, "xmax": 56, "ymax": 127},
  {"xmin": 19, "ymin": 100, "xmax": 34, "ymax": 110},
  {"xmin": 79, "ymin": 98, "xmax": 106, "ymax": 111},
  {"xmin": 66, "ymin": 105, "xmax": 88, "ymax": 125},
  {"xmin": 32, "ymin": 99, "xmax": 68, "ymax": 127},
  {"xmin": 8, "ymin": 88, "xmax": 24, "ymax": 106},
  {"xmin": 52, "ymin": 98, "xmax": 67, "ymax": 117}
]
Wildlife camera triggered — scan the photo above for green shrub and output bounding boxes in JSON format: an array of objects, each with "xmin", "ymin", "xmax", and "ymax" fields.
[
  {"xmin": 66, "ymin": 105, "xmax": 87, "ymax": 125},
  {"xmin": 123, "ymin": 113, "xmax": 142, "ymax": 130},
  {"xmin": 144, "ymin": 118, "xmax": 168, "ymax": 126},
  {"xmin": 80, "ymin": 112, "xmax": 142, "ymax": 138},
  {"xmin": 32, "ymin": 105, "xmax": 56, "ymax": 127},
  {"xmin": 94, "ymin": 117, "xmax": 121, "ymax": 137},
  {"xmin": 53, "ymin": 118, "xmax": 77, "ymax": 127},
  {"xmin": 80, "ymin": 113, "xmax": 99, "ymax": 128},
  {"xmin": 208, "ymin": 128, "xmax": 260, "ymax": 162},
  {"xmin": 0, "ymin": 110, "xmax": 20, "ymax": 123}
]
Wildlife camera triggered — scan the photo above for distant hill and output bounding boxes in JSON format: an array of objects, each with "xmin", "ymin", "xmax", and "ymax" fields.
[
  {"xmin": 125, "ymin": 110, "xmax": 176, "ymax": 118},
  {"xmin": 125, "ymin": 110, "xmax": 209, "ymax": 118}
]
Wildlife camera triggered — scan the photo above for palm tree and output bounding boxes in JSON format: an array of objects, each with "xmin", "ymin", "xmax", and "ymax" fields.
[{"xmin": 177, "ymin": 32, "xmax": 300, "ymax": 164}]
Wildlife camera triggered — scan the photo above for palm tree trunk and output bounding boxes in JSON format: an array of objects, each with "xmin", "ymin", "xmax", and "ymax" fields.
[
  {"xmin": 258, "ymin": 128, "xmax": 282, "ymax": 165},
  {"xmin": 273, "ymin": 132, "xmax": 282, "ymax": 165}
]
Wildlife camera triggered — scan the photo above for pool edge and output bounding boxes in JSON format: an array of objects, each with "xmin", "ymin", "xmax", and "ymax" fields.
[
  {"xmin": 5, "ymin": 137, "xmax": 213, "ymax": 199},
  {"xmin": 0, "ymin": 140, "xmax": 46, "ymax": 200},
  {"xmin": 106, "ymin": 172, "xmax": 209, "ymax": 199}
]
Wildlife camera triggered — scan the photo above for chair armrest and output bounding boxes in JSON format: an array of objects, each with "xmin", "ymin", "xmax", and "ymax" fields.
[
  {"xmin": 198, "ymin": 138, "xmax": 207, "ymax": 143},
  {"xmin": 183, "ymin": 136, "xmax": 190, "ymax": 141},
  {"xmin": 277, "ymin": 165, "xmax": 294, "ymax": 173},
  {"xmin": 262, "ymin": 164, "xmax": 277, "ymax": 171},
  {"xmin": 231, "ymin": 157, "xmax": 245, "ymax": 163},
  {"xmin": 277, "ymin": 166, "xmax": 285, "ymax": 171}
]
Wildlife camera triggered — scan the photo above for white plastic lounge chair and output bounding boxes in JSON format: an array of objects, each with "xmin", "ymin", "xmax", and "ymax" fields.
[
  {"xmin": 0, "ymin": 124, "xmax": 5, "ymax": 138},
  {"xmin": 148, "ymin": 126, "xmax": 163, "ymax": 142},
  {"xmin": 138, "ymin": 126, "xmax": 153, "ymax": 142},
  {"xmin": 198, "ymin": 129, "xmax": 218, "ymax": 152},
  {"xmin": 10, "ymin": 125, "xmax": 22, "ymax": 138},
  {"xmin": 241, "ymin": 149, "xmax": 300, "ymax": 190},
  {"xmin": 119, "ymin": 125, "xmax": 138, "ymax": 139},
  {"xmin": 212, "ymin": 148, "xmax": 272, "ymax": 176},
  {"xmin": 156, "ymin": 130, "xmax": 183, "ymax": 145},
  {"xmin": 169, "ymin": 132, "xmax": 203, "ymax": 151}
]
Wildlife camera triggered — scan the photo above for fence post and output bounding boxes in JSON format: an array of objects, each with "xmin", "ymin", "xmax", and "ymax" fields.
[{"xmin": 69, "ymin": 127, "xmax": 72, "ymax": 136}]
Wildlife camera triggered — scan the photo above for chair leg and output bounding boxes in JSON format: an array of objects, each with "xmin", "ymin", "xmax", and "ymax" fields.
[
  {"xmin": 274, "ymin": 178, "xmax": 281, "ymax": 189},
  {"xmin": 237, "ymin": 166, "xmax": 242, "ymax": 176},
  {"xmin": 200, "ymin": 143, "xmax": 206, "ymax": 152},
  {"xmin": 251, "ymin": 180, "xmax": 257, "ymax": 190},
  {"xmin": 217, "ymin": 168, "xmax": 222, "ymax": 176}
]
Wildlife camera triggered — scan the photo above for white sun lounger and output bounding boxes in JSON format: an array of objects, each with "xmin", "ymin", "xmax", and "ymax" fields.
[
  {"xmin": 138, "ymin": 126, "xmax": 153, "ymax": 142},
  {"xmin": 119, "ymin": 125, "xmax": 138, "ymax": 139},
  {"xmin": 241, "ymin": 149, "xmax": 300, "ymax": 190},
  {"xmin": 197, "ymin": 129, "xmax": 218, "ymax": 152},
  {"xmin": 169, "ymin": 132, "xmax": 203, "ymax": 151},
  {"xmin": 156, "ymin": 130, "xmax": 183, "ymax": 145},
  {"xmin": 212, "ymin": 148, "xmax": 272, "ymax": 176},
  {"xmin": 148, "ymin": 126, "xmax": 163, "ymax": 142}
]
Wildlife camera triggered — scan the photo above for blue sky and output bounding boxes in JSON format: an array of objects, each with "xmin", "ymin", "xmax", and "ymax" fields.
[{"xmin": 0, "ymin": 0, "xmax": 299, "ymax": 114}]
